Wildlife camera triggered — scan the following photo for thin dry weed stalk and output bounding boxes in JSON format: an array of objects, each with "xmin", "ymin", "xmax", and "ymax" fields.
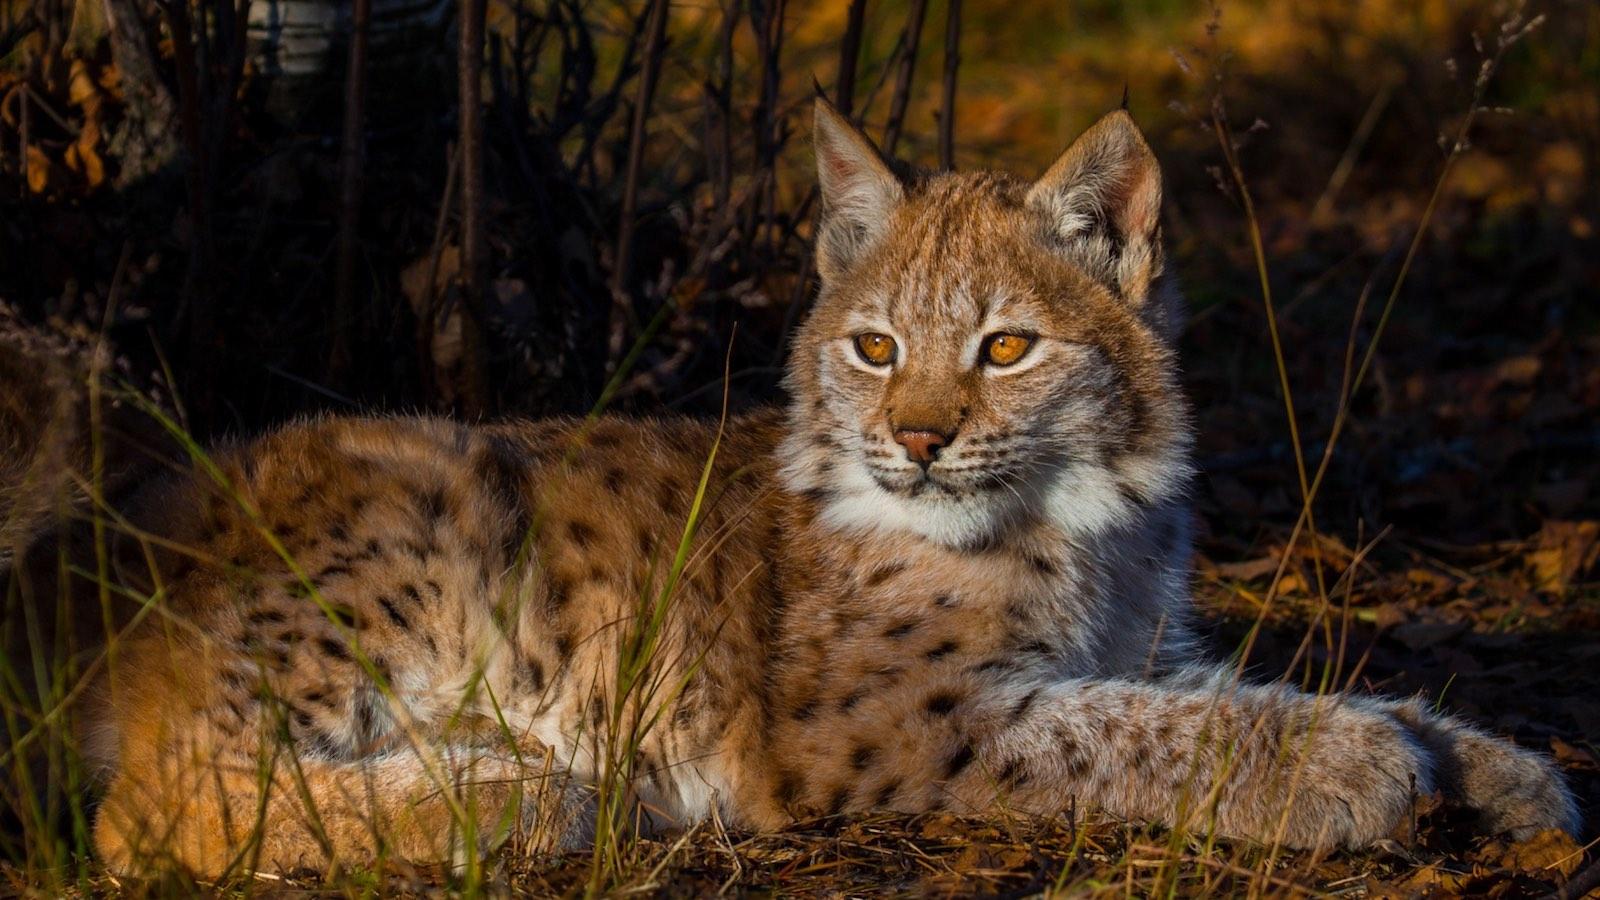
[{"xmin": 1178, "ymin": 0, "xmax": 1548, "ymax": 891}]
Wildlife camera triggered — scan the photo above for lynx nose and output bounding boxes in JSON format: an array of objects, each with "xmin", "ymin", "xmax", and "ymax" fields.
[{"xmin": 893, "ymin": 429, "xmax": 952, "ymax": 466}]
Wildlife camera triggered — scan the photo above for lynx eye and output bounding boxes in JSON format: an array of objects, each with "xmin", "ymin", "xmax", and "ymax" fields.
[
  {"xmin": 982, "ymin": 333, "xmax": 1033, "ymax": 367},
  {"xmin": 854, "ymin": 333, "xmax": 897, "ymax": 366}
]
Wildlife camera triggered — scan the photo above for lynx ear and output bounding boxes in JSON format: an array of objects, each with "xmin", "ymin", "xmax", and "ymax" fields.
[
  {"xmin": 813, "ymin": 97, "xmax": 903, "ymax": 280},
  {"xmin": 1027, "ymin": 110, "xmax": 1166, "ymax": 309}
]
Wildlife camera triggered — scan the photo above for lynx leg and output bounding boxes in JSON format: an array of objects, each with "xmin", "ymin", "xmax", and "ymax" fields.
[
  {"xmin": 93, "ymin": 742, "xmax": 589, "ymax": 877},
  {"xmin": 768, "ymin": 670, "xmax": 1437, "ymax": 850}
]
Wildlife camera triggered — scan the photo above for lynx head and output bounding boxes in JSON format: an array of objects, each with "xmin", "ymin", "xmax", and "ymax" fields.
[{"xmin": 780, "ymin": 98, "xmax": 1193, "ymax": 547}]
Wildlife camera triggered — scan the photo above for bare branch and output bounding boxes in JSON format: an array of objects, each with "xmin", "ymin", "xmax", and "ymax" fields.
[
  {"xmin": 938, "ymin": 0, "xmax": 960, "ymax": 170},
  {"xmin": 882, "ymin": 0, "xmax": 928, "ymax": 158}
]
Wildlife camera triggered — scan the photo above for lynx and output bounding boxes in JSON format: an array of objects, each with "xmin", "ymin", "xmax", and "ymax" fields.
[{"xmin": 30, "ymin": 100, "xmax": 1575, "ymax": 876}]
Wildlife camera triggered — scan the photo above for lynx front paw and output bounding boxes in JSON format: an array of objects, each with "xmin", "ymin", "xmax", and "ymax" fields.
[{"xmin": 1220, "ymin": 703, "xmax": 1434, "ymax": 850}]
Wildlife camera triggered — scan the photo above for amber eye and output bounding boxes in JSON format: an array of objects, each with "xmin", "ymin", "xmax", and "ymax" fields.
[
  {"xmin": 983, "ymin": 333, "xmax": 1033, "ymax": 367},
  {"xmin": 854, "ymin": 333, "xmax": 898, "ymax": 366}
]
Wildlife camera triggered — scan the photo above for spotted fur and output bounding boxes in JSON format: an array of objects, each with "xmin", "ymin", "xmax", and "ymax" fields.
[{"xmin": 76, "ymin": 100, "xmax": 1576, "ymax": 876}]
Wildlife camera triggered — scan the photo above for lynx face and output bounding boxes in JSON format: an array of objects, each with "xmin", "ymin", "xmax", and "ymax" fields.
[{"xmin": 781, "ymin": 104, "xmax": 1193, "ymax": 547}]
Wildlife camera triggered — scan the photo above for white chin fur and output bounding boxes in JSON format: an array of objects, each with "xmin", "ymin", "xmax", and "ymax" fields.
[
  {"xmin": 825, "ymin": 464, "xmax": 1013, "ymax": 547},
  {"xmin": 778, "ymin": 413, "xmax": 1189, "ymax": 547}
]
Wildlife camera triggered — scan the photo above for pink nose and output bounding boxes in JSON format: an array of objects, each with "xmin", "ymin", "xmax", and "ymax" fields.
[{"xmin": 893, "ymin": 429, "xmax": 951, "ymax": 465}]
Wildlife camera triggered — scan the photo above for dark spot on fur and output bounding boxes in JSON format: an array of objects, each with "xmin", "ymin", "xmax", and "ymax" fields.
[
  {"xmin": 318, "ymin": 638, "xmax": 351, "ymax": 661},
  {"xmin": 1116, "ymin": 480, "xmax": 1146, "ymax": 507},
  {"xmin": 377, "ymin": 596, "xmax": 410, "ymax": 629},
  {"xmin": 246, "ymin": 608, "xmax": 285, "ymax": 625},
  {"xmin": 1024, "ymin": 553, "xmax": 1060, "ymax": 577},
  {"xmin": 826, "ymin": 786, "xmax": 850, "ymax": 817},
  {"xmin": 555, "ymin": 634, "xmax": 574, "ymax": 660},
  {"xmin": 791, "ymin": 699, "xmax": 818, "ymax": 721},
  {"xmin": 328, "ymin": 522, "xmax": 351, "ymax": 543},
  {"xmin": 864, "ymin": 563, "xmax": 906, "ymax": 587},
  {"xmin": 547, "ymin": 574, "xmax": 573, "ymax": 609},
  {"xmin": 478, "ymin": 435, "xmax": 535, "ymax": 557},
  {"xmin": 849, "ymin": 745, "xmax": 877, "ymax": 771},
  {"xmin": 522, "ymin": 657, "xmax": 546, "ymax": 692},
  {"xmin": 997, "ymin": 759, "xmax": 1027, "ymax": 786},
  {"xmin": 635, "ymin": 528, "xmax": 654, "ymax": 558},
  {"xmin": 400, "ymin": 584, "xmax": 424, "ymax": 606},
  {"xmin": 327, "ymin": 604, "xmax": 363, "ymax": 629},
  {"xmin": 883, "ymin": 620, "xmax": 917, "ymax": 639},
  {"xmin": 603, "ymin": 468, "xmax": 626, "ymax": 494},
  {"xmin": 316, "ymin": 564, "xmax": 352, "ymax": 580},
  {"xmin": 423, "ymin": 580, "xmax": 443, "ymax": 599},
  {"xmin": 934, "ymin": 594, "xmax": 956, "ymax": 607},
  {"xmin": 1010, "ymin": 688, "xmax": 1042, "ymax": 722},
  {"xmin": 773, "ymin": 772, "xmax": 802, "ymax": 807},
  {"xmin": 354, "ymin": 696, "xmax": 377, "ymax": 741},
  {"xmin": 567, "ymin": 520, "xmax": 597, "ymax": 549},
  {"xmin": 800, "ymin": 486, "xmax": 832, "ymax": 506},
  {"xmin": 972, "ymin": 657, "xmax": 1013, "ymax": 674},
  {"xmin": 656, "ymin": 480, "xmax": 679, "ymax": 512},
  {"xmin": 925, "ymin": 640, "xmax": 959, "ymax": 661},
  {"xmin": 924, "ymin": 691, "xmax": 960, "ymax": 716},
  {"xmin": 1064, "ymin": 752, "xmax": 1089, "ymax": 780},
  {"xmin": 873, "ymin": 779, "xmax": 902, "ymax": 808},
  {"xmin": 418, "ymin": 486, "xmax": 449, "ymax": 523},
  {"xmin": 943, "ymin": 744, "xmax": 975, "ymax": 779},
  {"xmin": 839, "ymin": 688, "xmax": 867, "ymax": 712}
]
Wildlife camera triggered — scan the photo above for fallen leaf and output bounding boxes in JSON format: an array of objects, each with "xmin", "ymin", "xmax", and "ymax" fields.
[
  {"xmin": 1492, "ymin": 829, "xmax": 1582, "ymax": 877},
  {"xmin": 1216, "ymin": 554, "xmax": 1279, "ymax": 581},
  {"xmin": 1549, "ymin": 736, "xmax": 1596, "ymax": 768},
  {"xmin": 1526, "ymin": 520, "xmax": 1600, "ymax": 594}
]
